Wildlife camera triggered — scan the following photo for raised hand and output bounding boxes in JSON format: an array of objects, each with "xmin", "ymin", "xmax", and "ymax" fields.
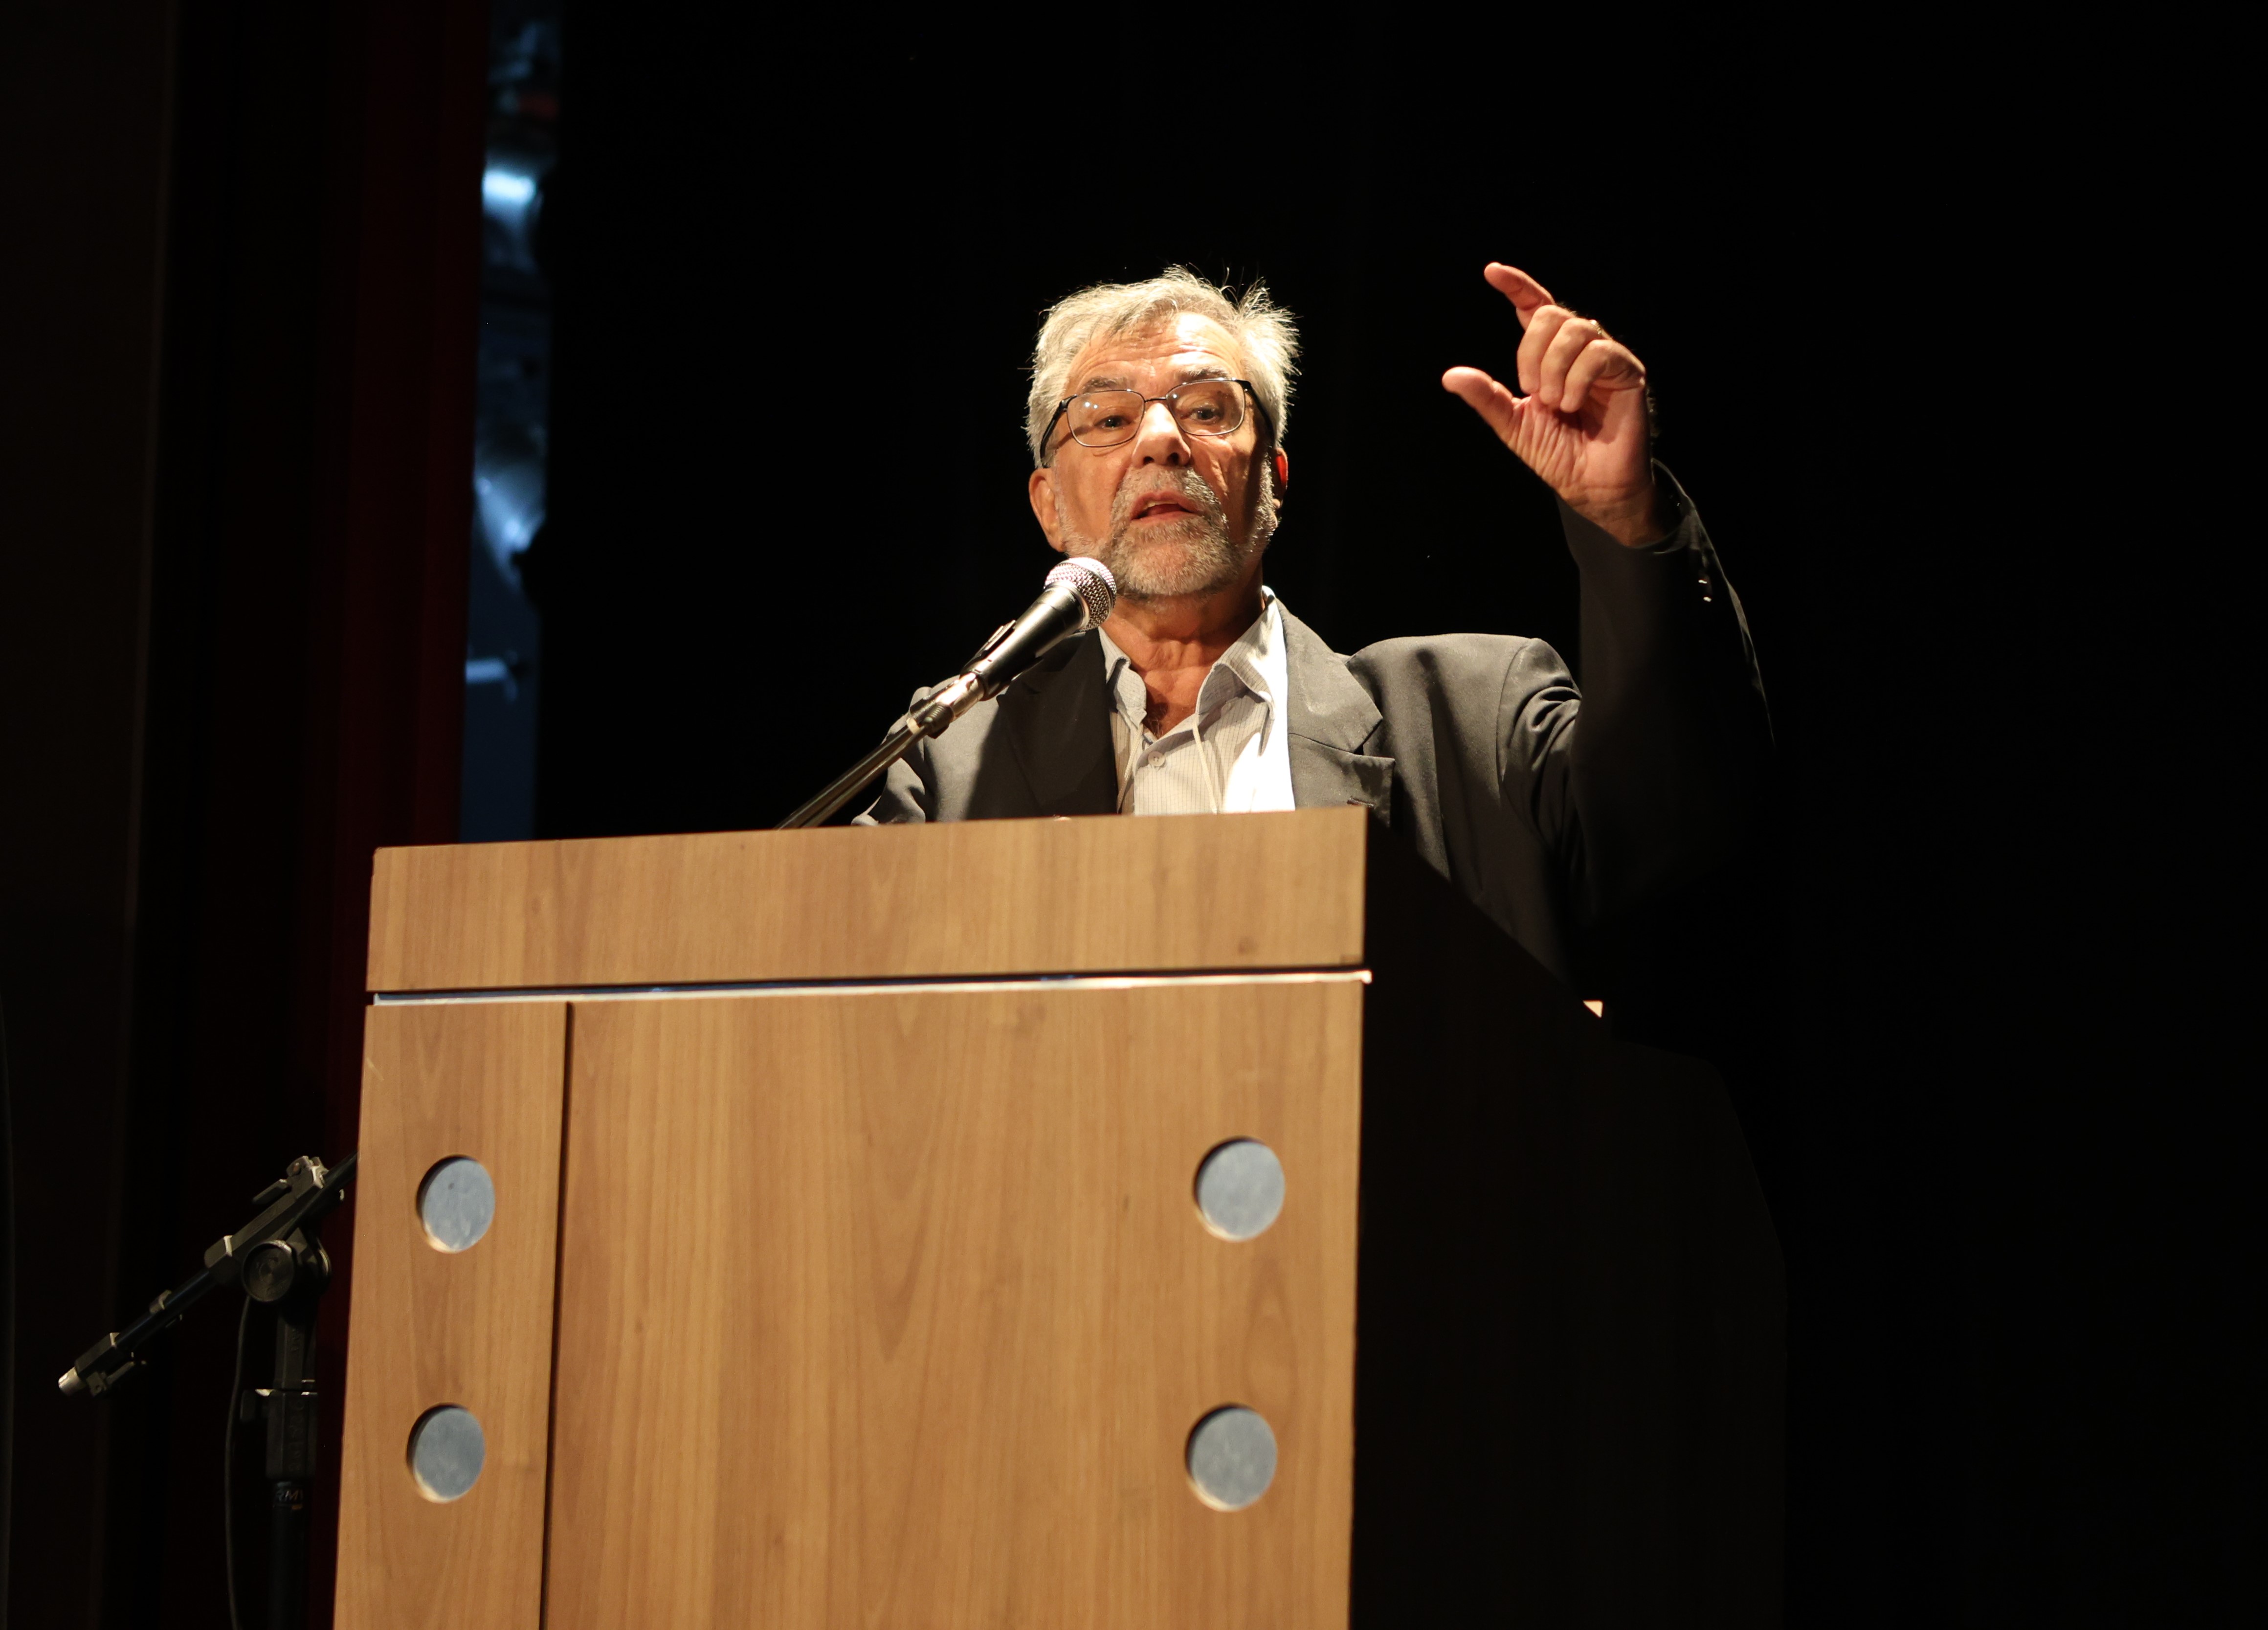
[{"xmin": 1442, "ymin": 263, "xmax": 1665, "ymax": 547}]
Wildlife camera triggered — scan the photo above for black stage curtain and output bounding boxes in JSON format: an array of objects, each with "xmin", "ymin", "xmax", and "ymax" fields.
[{"xmin": 0, "ymin": 16, "xmax": 2248, "ymax": 1628}]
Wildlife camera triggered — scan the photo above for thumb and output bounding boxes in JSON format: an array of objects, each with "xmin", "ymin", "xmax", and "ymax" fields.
[{"xmin": 1442, "ymin": 366, "xmax": 1524, "ymax": 442}]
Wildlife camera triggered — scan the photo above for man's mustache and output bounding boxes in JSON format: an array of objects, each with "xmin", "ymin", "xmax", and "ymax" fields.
[{"xmin": 1109, "ymin": 468, "xmax": 1227, "ymax": 531}]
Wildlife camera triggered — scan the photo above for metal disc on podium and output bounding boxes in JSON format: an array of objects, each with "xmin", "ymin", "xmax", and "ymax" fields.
[
  {"xmin": 408, "ymin": 1405, "xmax": 486, "ymax": 1502},
  {"xmin": 1194, "ymin": 1139, "xmax": 1285, "ymax": 1240},
  {"xmin": 1186, "ymin": 1405, "xmax": 1278, "ymax": 1511},
  {"xmin": 417, "ymin": 1157, "xmax": 496, "ymax": 1253}
]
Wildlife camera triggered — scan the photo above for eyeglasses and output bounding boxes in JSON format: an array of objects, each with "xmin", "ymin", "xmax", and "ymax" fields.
[{"xmin": 1039, "ymin": 378, "xmax": 1274, "ymax": 465}]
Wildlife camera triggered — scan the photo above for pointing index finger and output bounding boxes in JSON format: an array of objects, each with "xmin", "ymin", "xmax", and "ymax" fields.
[{"xmin": 1484, "ymin": 262, "xmax": 1556, "ymax": 328}]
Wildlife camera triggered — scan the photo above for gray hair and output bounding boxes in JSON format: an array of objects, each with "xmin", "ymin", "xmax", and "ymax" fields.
[{"xmin": 1025, "ymin": 267, "xmax": 1298, "ymax": 467}]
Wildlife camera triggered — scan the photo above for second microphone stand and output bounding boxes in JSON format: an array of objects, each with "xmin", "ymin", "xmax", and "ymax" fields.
[{"xmin": 57, "ymin": 1151, "xmax": 356, "ymax": 1630}]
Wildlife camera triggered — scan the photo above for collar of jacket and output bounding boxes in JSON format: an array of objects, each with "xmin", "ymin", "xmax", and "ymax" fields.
[{"xmin": 988, "ymin": 601, "xmax": 1394, "ymax": 824}]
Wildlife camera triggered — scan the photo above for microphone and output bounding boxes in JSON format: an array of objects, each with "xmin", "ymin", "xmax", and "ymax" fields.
[
  {"xmin": 911, "ymin": 557, "xmax": 1116, "ymax": 732},
  {"xmin": 773, "ymin": 558, "xmax": 1114, "ymax": 829}
]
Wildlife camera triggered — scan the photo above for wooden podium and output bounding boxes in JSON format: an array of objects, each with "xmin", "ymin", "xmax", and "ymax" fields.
[{"xmin": 332, "ymin": 809, "xmax": 1782, "ymax": 1628}]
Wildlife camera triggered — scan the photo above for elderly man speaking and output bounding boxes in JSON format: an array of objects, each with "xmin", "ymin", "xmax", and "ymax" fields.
[{"xmin": 861, "ymin": 264, "xmax": 1768, "ymax": 989}]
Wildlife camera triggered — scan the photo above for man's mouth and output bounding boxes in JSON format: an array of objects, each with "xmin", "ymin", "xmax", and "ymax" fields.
[{"xmin": 1129, "ymin": 494, "xmax": 1200, "ymax": 521}]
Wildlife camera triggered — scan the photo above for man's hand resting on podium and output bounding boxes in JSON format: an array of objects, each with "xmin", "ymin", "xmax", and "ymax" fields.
[{"xmin": 1441, "ymin": 262, "xmax": 1668, "ymax": 549}]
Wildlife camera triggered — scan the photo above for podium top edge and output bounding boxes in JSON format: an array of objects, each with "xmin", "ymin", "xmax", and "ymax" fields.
[
  {"xmin": 367, "ymin": 809, "xmax": 1374, "ymax": 994},
  {"xmin": 371, "ymin": 968, "xmax": 1375, "ymax": 1005}
]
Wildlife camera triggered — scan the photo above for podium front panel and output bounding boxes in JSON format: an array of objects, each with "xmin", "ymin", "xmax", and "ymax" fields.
[
  {"xmin": 543, "ymin": 976, "xmax": 1362, "ymax": 1628},
  {"xmin": 334, "ymin": 1002, "xmax": 570, "ymax": 1630}
]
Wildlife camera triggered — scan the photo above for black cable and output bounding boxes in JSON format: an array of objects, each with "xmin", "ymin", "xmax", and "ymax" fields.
[
  {"xmin": 0, "ymin": 995, "xmax": 16, "ymax": 1630},
  {"xmin": 225, "ymin": 1294, "xmax": 250, "ymax": 1630}
]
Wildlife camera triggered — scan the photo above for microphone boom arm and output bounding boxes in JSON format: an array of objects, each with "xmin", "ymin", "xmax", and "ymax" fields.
[
  {"xmin": 774, "ymin": 559, "xmax": 1114, "ymax": 830},
  {"xmin": 774, "ymin": 713, "xmax": 930, "ymax": 831},
  {"xmin": 57, "ymin": 1150, "xmax": 357, "ymax": 1399},
  {"xmin": 773, "ymin": 666, "xmax": 991, "ymax": 831}
]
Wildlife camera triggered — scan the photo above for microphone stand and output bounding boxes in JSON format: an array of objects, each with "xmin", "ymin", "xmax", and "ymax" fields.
[
  {"xmin": 58, "ymin": 1151, "xmax": 356, "ymax": 1630},
  {"xmin": 775, "ymin": 671, "xmax": 986, "ymax": 831},
  {"xmin": 775, "ymin": 559, "xmax": 1114, "ymax": 831},
  {"xmin": 775, "ymin": 714, "xmax": 932, "ymax": 831}
]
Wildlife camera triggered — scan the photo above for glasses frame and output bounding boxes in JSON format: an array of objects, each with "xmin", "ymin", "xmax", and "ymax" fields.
[{"xmin": 1039, "ymin": 377, "xmax": 1275, "ymax": 467}]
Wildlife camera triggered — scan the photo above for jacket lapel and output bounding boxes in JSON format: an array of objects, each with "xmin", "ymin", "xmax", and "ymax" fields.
[
  {"xmin": 993, "ymin": 630, "xmax": 1120, "ymax": 817},
  {"xmin": 1279, "ymin": 606, "xmax": 1394, "ymax": 822},
  {"xmin": 987, "ymin": 607, "xmax": 1392, "ymax": 821}
]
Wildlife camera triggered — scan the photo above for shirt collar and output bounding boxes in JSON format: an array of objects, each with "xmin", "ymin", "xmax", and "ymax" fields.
[{"xmin": 1096, "ymin": 587, "xmax": 1285, "ymax": 741}]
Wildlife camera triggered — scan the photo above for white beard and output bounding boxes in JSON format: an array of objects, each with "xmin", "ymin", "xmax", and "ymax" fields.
[{"xmin": 1056, "ymin": 461, "xmax": 1276, "ymax": 602}]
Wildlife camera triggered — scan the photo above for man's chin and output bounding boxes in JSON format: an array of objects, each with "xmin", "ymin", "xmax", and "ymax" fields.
[
  {"xmin": 1103, "ymin": 529, "xmax": 1247, "ymax": 602},
  {"xmin": 1111, "ymin": 556, "xmax": 1240, "ymax": 603}
]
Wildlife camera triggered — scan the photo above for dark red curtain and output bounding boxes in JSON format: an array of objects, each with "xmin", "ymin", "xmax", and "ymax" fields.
[{"xmin": 1, "ymin": 2, "xmax": 483, "ymax": 1624}]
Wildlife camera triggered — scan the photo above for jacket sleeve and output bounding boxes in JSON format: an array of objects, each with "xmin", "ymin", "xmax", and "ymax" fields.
[
  {"xmin": 1538, "ymin": 463, "xmax": 1770, "ymax": 932},
  {"xmin": 854, "ymin": 753, "xmax": 933, "ymax": 824},
  {"xmin": 851, "ymin": 691, "xmax": 939, "ymax": 825}
]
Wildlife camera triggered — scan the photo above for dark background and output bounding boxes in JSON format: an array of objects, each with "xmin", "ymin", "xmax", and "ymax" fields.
[{"xmin": 0, "ymin": 4, "xmax": 2250, "ymax": 1626}]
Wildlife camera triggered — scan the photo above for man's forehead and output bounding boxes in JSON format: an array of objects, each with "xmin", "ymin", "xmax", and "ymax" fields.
[{"xmin": 1068, "ymin": 313, "xmax": 1243, "ymax": 390}]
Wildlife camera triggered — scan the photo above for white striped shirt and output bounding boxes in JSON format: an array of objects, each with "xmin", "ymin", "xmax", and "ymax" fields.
[{"xmin": 1095, "ymin": 592, "xmax": 1296, "ymax": 817}]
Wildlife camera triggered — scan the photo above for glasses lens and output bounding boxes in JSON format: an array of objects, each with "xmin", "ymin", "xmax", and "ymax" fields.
[
  {"xmin": 1172, "ymin": 380, "xmax": 1245, "ymax": 436},
  {"xmin": 1067, "ymin": 390, "xmax": 1144, "ymax": 447}
]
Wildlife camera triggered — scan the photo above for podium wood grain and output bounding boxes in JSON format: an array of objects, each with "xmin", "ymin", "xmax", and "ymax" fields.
[
  {"xmin": 543, "ymin": 978, "xmax": 1363, "ymax": 1629},
  {"xmin": 366, "ymin": 809, "xmax": 1369, "ymax": 994},
  {"xmin": 338, "ymin": 816, "xmax": 1785, "ymax": 1624},
  {"xmin": 333, "ymin": 1002, "xmax": 569, "ymax": 1630}
]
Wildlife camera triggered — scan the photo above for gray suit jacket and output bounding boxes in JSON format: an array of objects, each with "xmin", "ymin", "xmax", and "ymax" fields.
[{"xmin": 861, "ymin": 470, "xmax": 1768, "ymax": 989}]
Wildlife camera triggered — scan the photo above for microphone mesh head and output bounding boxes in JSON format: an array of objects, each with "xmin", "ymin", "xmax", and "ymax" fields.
[{"xmin": 1046, "ymin": 557, "xmax": 1117, "ymax": 629}]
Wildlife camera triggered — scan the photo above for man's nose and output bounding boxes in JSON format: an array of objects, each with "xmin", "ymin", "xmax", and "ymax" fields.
[{"xmin": 1130, "ymin": 399, "xmax": 1190, "ymax": 465}]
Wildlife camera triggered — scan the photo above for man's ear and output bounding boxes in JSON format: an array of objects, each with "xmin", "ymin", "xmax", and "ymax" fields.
[
  {"xmin": 1273, "ymin": 448, "xmax": 1290, "ymax": 493},
  {"xmin": 1027, "ymin": 467, "xmax": 1069, "ymax": 554}
]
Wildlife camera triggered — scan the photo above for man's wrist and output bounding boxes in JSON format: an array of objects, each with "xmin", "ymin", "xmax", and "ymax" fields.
[{"xmin": 1570, "ymin": 483, "xmax": 1671, "ymax": 549}]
